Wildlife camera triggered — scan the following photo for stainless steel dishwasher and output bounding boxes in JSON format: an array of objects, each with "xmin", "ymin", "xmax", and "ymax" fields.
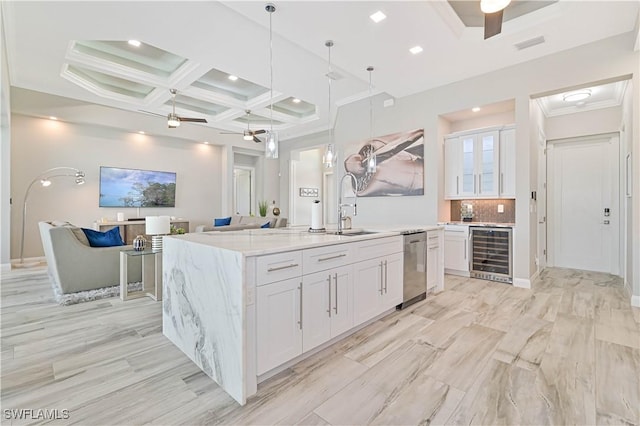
[{"xmin": 398, "ymin": 230, "xmax": 427, "ymax": 309}]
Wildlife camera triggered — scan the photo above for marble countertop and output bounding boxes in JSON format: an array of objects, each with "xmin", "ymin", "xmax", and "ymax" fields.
[
  {"xmin": 167, "ymin": 225, "xmax": 443, "ymax": 256},
  {"xmin": 439, "ymin": 221, "xmax": 515, "ymax": 228}
]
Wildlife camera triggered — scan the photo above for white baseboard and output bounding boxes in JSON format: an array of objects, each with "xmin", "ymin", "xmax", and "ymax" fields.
[
  {"xmin": 10, "ymin": 256, "xmax": 47, "ymax": 269},
  {"xmin": 513, "ymin": 277, "xmax": 531, "ymax": 289},
  {"xmin": 1, "ymin": 263, "xmax": 11, "ymax": 273},
  {"xmin": 632, "ymin": 294, "xmax": 640, "ymax": 308},
  {"xmin": 623, "ymin": 278, "xmax": 632, "ymax": 298}
]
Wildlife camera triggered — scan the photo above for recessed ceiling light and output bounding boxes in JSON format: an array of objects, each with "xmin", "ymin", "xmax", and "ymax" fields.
[
  {"xmin": 472, "ymin": 107, "xmax": 481, "ymax": 112},
  {"xmin": 228, "ymin": 75, "xmax": 238, "ymax": 81},
  {"xmin": 409, "ymin": 45, "xmax": 423, "ymax": 55},
  {"xmin": 203, "ymin": 141, "xmax": 209, "ymax": 144},
  {"xmin": 292, "ymin": 98, "xmax": 301, "ymax": 104},
  {"xmin": 138, "ymin": 131, "xmax": 145, "ymax": 134},
  {"xmin": 128, "ymin": 40, "xmax": 141, "ymax": 47},
  {"xmin": 370, "ymin": 11, "xmax": 386, "ymax": 23},
  {"xmin": 49, "ymin": 116, "xmax": 58, "ymax": 120},
  {"xmin": 562, "ymin": 90, "xmax": 591, "ymax": 102}
]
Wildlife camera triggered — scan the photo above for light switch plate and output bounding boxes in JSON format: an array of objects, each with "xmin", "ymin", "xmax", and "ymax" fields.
[{"xmin": 498, "ymin": 204, "xmax": 504, "ymax": 213}]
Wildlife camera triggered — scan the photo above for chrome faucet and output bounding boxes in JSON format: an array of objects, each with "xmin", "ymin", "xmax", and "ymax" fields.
[{"xmin": 337, "ymin": 172, "xmax": 358, "ymax": 234}]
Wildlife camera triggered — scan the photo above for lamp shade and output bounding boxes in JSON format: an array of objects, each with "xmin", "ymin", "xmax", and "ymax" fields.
[{"xmin": 146, "ymin": 216, "xmax": 170, "ymax": 235}]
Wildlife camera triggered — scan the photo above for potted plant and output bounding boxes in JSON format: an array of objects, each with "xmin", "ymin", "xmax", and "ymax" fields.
[{"xmin": 258, "ymin": 200, "xmax": 268, "ymax": 217}]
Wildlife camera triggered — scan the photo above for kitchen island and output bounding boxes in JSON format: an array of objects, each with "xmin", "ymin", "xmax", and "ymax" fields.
[{"xmin": 162, "ymin": 227, "xmax": 443, "ymax": 404}]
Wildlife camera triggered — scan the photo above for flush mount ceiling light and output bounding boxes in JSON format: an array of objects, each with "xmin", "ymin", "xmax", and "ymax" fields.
[
  {"xmin": 409, "ymin": 45, "xmax": 423, "ymax": 55},
  {"xmin": 562, "ymin": 90, "xmax": 591, "ymax": 102},
  {"xmin": 228, "ymin": 75, "xmax": 238, "ymax": 81},
  {"xmin": 370, "ymin": 10, "xmax": 386, "ymax": 23},
  {"xmin": 480, "ymin": 0, "xmax": 511, "ymax": 14},
  {"xmin": 292, "ymin": 98, "xmax": 301, "ymax": 104},
  {"xmin": 127, "ymin": 40, "xmax": 141, "ymax": 47}
]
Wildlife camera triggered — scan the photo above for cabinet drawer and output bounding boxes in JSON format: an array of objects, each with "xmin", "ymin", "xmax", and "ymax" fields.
[
  {"xmin": 256, "ymin": 251, "xmax": 303, "ymax": 286},
  {"xmin": 303, "ymin": 243, "xmax": 353, "ymax": 274},
  {"xmin": 427, "ymin": 231, "xmax": 440, "ymax": 249},
  {"xmin": 354, "ymin": 236, "xmax": 402, "ymax": 262}
]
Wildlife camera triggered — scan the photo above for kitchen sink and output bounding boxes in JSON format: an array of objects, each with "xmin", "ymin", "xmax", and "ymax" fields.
[{"xmin": 326, "ymin": 230, "xmax": 379, "ymax": 236}]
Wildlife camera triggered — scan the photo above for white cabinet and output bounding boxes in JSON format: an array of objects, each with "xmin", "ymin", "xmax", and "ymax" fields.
[
  {"xmin": 353, "ymin": 252, "xmax": 403, "ymax": 326},
  {"xmin": 302, "ymin": 265, "xmax": 353, "ymax": 352},
  {"xmin": 256, "ymin": 277, "xmax": 302, "ymax": 375},
  {"xmin": 444, "ymin": 128, "xmax": 505, "ymax": 199},
  {"xmin": 444, "ymin": 225, "xmax": 469, "ymax": 276},
  {"xmin": 426, "ymin": 230, "xmax": 444, "ymax": 292},
  {"xmin": 499, "ymin": 126, "xmax": 516, "ymax": 198}
]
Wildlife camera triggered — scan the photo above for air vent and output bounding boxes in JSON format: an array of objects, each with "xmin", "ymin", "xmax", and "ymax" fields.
[{"xmin": 514, "ymin": 36, "xmax": 545, "ymax": 50}]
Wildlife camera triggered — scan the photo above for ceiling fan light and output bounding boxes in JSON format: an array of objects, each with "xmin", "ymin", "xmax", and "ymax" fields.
[
  {"xmin": 167, "ymin": 113, "xmax": 180, "ymax": 128},
  {"xmin": 562, "ymin": 90, "xmax": 591, "ymax": 102},
  {"xmin": 480, "ymin": 0, "xmax": 511, "ymax": 14},
  {"xmin": 243, "ymin": 134, "xmax": 253, "ymax": 141}
]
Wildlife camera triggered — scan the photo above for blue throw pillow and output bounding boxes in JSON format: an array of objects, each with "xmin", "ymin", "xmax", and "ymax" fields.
[
  {"xmin": 81, "ymin": 227, "xmax": 124, "ymax": 247},
  {"xmin": 261, "ymin": 222, "xmax": 270, "ymax": 228},
  {"xmin": 214, "ymin": 217, "xmax": 232, "ymax": 226}
]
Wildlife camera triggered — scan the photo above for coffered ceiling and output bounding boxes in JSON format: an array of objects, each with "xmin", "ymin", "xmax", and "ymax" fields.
[{"xmin": 3, "ymin": 1, "xmax": 639, "ymax": 142}]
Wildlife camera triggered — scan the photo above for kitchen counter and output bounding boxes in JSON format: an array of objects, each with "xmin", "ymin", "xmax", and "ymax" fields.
[
  {"xmin": 439, "ymin": 221, "xmax": 515, "ymax": 227},
  {"xmin": 162, "ymin": 225, "xmax": 442, "ymax": 405}
]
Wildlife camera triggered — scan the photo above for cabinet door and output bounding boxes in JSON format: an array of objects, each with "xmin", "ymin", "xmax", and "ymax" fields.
[
  {"xmin": 499, "ymin": 128, "xmax": 516, "ymax": 198},
  {"xmin": 427, "ymin": 243, "xmax": 439, "ymax": 291},
  {"xmin": 444, "ymin": 137, "xmax": 462, "ymax": 199},
  {"xmin": 330, "ymin": 265, "xmax": 354, "ymax": 338},
  {"xmin": 460, "ymin": 135, "xmax": 477, "ymax": 197},
  {"xmin": 256, "ymin": 278, "xmax": 303, "ymax": 375},
  {"xmin": 444, "ymin": 232, "xmax": 469, "ymax": 272},
  {"xmin": 381, "ymin": 252, "xmax": 403, "ymax": 310},
  {"xmin": 352, "ymin": 258, "xmax": 383, "ymax": 326},
  {"xmin": 477, "ymin": 131, "xmax": 500, "ymax": 197},
  {"xmin": 302, "ymin": 271, "xmax": 332, "ymax": 352}
]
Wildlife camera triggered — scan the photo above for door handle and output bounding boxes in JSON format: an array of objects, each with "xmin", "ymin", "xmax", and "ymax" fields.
[
  {"xmin": 603, "ymin": 220, "xmax": 610, "ymax": 225},
  {"xmin": 333, "ymin": 273, "xmax": 338, "ymax": 314},
  {"xmin": 500, "ymin": 173, "xmax": 504, "ymax": 193},
  {"xmin": 298, "ymin": 283, "xmax": 303, "ymax": 330},
  {"xmin": 456, "ymin": 176, "xmax": 459, "ymax": 194},
  {"xmin": 327, "ymin": 275, "xmax": 332, "ymax": 317}
]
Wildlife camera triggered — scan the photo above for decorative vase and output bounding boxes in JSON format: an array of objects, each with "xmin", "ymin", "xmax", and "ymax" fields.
[
  {"xmin": 133, "ymin": 235, "xmax": 146, "ymax": 251},
  {"xmin": 273, "ymin": 207, "xmax": 280, "ymax": 216}
]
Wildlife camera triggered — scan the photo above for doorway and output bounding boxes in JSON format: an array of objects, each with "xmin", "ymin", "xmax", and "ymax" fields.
[
  {"xmin": 233, "ymin": 166, "xmax": 255, "ymax": 216},
  {"xmin": 547, "ymin": 133, "xmax": 620, "ymax": 274}
]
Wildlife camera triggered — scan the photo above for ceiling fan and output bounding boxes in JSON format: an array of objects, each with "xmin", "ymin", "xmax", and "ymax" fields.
[
  {"xmin": 481, "ymin": 0, "xmax": 511, "ymax": 39},
  {"xmin": 219, "ymin": 110, "xmax": 266, "ymax": 143},
  {"xmin": 141, "ymin": 89, "xmax": 208, "ymax": 128}
]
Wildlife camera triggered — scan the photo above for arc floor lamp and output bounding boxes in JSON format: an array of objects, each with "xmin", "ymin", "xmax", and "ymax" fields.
[{"xmin": 18, "ymin": 167, "xmax": 85, "ymax": 267}]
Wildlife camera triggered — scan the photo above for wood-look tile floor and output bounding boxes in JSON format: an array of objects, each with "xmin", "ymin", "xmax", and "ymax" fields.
[{"xmin": 1, "ymin": 267, "xmax": 639, "ymax": 425}]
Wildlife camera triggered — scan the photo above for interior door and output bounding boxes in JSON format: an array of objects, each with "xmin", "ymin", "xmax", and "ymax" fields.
[
  {"xmin": 233, "ymin": 167, "xmax": 254, "ymax": 216},
  {"xmin": 547, "ymin": 134, "xmax": 619, "ymax": 274}
]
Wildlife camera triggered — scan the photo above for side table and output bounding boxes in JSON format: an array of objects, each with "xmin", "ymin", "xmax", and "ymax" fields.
[{"xmin": 120, "ymin": 250, "xmax": 163, "ymax": 301}]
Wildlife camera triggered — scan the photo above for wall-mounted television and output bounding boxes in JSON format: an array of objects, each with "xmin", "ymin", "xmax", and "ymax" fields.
[{"xmin": 99, "ymin": 166, "xmax": 176, "ymax": 208}]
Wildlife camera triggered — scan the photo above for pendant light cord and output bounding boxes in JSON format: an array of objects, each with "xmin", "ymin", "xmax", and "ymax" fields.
[
  {"xmin": 269, "ymin": 8, "xmax": 274, "ymax": 133},
  {"xmin": 327, "ymin": 41, "xmax": 333, "ymax": 149}
]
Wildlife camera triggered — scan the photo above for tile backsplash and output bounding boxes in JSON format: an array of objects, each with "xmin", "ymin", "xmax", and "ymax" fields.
[{"xmin": 450, "ymin": 199, "xmax": 515, "ymax": 223}]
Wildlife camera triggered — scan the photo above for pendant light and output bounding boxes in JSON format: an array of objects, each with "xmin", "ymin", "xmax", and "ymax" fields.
[
  {"xmin": 366, "ymin": 66, "xmax": 377, "ymax": 174},
  {"xmin": 322, "ymin": 40, "xmax": 336, "ymax": 168},
  {"xmin": 265, "ymin": 3, "xmax": 278, "ymax": 159}
]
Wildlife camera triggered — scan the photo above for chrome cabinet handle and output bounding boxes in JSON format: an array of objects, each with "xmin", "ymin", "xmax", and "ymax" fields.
[
  {"xmin": 327, "ymin": 275, "xmax": 332, "ymax": 317},
  {"xmin": 456, "ymin": 176, "xmax": 459, "ymax": 194},
  {"xmin": 318, "ymin": 253, "xmax": 347, "ymax": 262},
  {"xmin": 268, "ymin": 263, "xmax": 299, "ymax": 272},
  {"xmin": 479, "ymin": 174, "xmax": 482, "ymax": 193},
  {"xmin": 500, "ymin": 173, "xmax": 504, "ymax": 193},
  {"xmin": 298, "ymin": 283, "xmax": 303, "ymax": 330},
  {"xmin": 379, "ymin": 261, "xmax": 384, "ymax": 295},
  {"xmin": 464, "ymin": 240, "xmax": 467, "ymax": 260},
  {"xmin": 384, "ymin": 260, "xmax": 388, "ymax": 294},
  {"xmin": 333, "ymin": 273, "xmax": 338, "ymax": 314}
]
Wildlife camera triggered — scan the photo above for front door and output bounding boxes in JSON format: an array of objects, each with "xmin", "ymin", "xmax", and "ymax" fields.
[{"xmin": 547, "ymin": 134, "xmax": 619, "ymax": 274}]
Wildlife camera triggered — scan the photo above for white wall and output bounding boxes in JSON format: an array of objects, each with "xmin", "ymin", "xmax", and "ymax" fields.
[
  {"xmin": 279, "ymin": 31, "xmax": 639, "ymax": 285},
  {"xmin": 1, "ymin": 15, "xmax": 11, "ymax": 270},
  {"xmin": 11, "ymin": 114, "xmax": 223, "ymax": 259},
  {"xmin": 449, "ymin": 111, "xmax": 515, "ymax": 133},
  {"xmin": 545, "ymin": 107, "xmax": 622, "ymax": 140}
]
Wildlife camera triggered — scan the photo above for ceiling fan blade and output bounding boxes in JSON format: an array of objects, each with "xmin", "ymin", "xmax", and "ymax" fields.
[
  {"xmin": 253, "ymin": 136, "xmax": 262, "ymax": 143},
  {"xmin": 139, "ymin": 110, "xmax": 166, "ymax": 118},
  {"xmin": 219, "ymin": 131, "xmax": 242, "ymax": 135},
  {"xmin": 253, "ymin": 129, "xmax": 267, "ymax": 135},
  {"xmin": 179, "ymin": 117, "xmax": 208, "ymax": 123},
  {"xmin": 484, "ymin": 9, "xmax": 503, "ymax": 39}
]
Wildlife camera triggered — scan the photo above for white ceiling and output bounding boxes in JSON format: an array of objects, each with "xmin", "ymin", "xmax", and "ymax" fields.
[{"xmin": 3, "ymin": 1, "xmax": 639, "ymax": 142}]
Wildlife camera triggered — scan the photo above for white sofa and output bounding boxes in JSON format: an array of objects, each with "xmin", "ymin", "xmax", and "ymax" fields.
[
  {"xmin": 39, "ymin": 221, "xmax": 142, "ymax": 294},
  {"xmin": 195, "ymin": 215, "xmax": 288, "ymax": 233}
]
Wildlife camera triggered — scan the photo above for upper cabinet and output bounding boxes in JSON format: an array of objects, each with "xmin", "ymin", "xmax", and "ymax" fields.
[{"xmin": 444, "ymin": 125, "xmax": 515, "ymax": 199}]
